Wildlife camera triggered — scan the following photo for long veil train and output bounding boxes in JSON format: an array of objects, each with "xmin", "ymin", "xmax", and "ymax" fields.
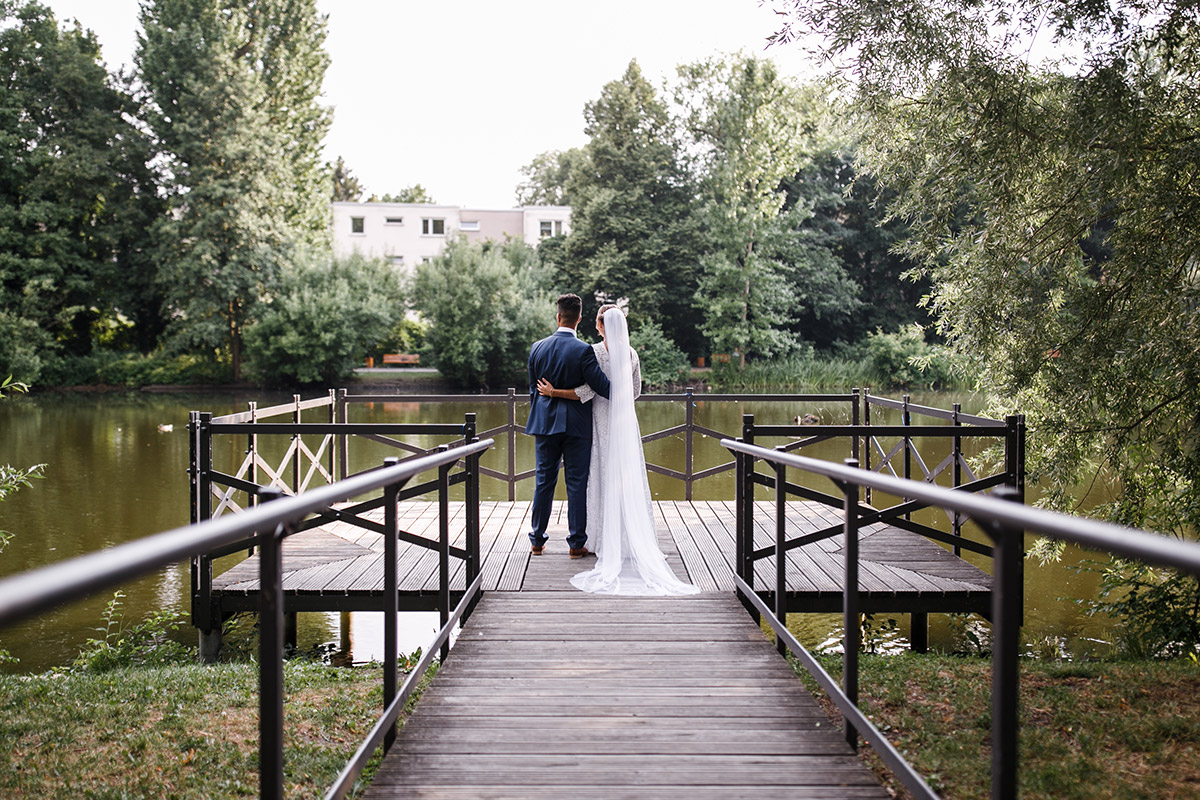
[{"xmin": 570, "ymin": 309, "xmax": 699, "ymax": 596}]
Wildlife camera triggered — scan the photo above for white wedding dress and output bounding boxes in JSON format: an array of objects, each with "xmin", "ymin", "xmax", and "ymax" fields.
[{"xmin": 569, "ymin": 309, "xmax": 699, "ymax": 596}]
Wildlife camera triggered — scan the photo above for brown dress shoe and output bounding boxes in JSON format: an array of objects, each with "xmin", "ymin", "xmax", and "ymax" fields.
[
  {"xmin": 568, "ymin": 547, "xmax": 595, "ymax": 559},
  {"xmin": 531, "ymin": 545, "xmax": 544, "ymax": 556}
]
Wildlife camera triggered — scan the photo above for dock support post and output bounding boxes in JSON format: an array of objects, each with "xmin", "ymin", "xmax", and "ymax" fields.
[
  {"xmin": 284, "ymin": 612, "xmax": 297, "ymax": 652},
  {"xmin": 910, "ymin": 612, "xmax": 928, "ymax": 653},
  {"xmin": 198, "ymin": 628, "xmax": 222, "ymax": 662}
]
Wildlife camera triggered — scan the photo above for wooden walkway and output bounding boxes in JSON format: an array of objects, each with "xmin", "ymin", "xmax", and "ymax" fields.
[
  {"xmin": 361, "ymin": 591, "xmax": 889, "ymax": 800},
  {"xmin": 211, "ymin": 500, "xmax": 991, "ymax": 615}
]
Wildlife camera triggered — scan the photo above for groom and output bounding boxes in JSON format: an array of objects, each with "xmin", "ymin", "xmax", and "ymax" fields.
[{"xmin": 526, "ymin": 294, "xmax": 610, "ymax": 558}]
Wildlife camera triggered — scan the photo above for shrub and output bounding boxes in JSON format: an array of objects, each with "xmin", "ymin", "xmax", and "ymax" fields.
[
  {"xmin": 0, "ymin": 311, "xmax": 47, "ymax": 385},
  {"xmin": 73, "ymin": 592, "xmax": 191, "ymax": 673},
  {"xmin": 630, "ymin": 321, "xmax": 689, "ymax": 388},
  {"xmin": 37, "ymin": 351, "xmax": 231, "ymax": 387},
  {"xmin": 367, "ymin": 317, "xmax": 428, "ymax": 362},
  {"xmin": 411, "ymin": 237, "xmax": 551, "ymax": 388},
  {"xmin": 863, "ymin": 325, "xmax": 964, "ymax": 389},
  {"xmin": 244, "ymin": 251, "xmax": 405, "ymax": 386}
]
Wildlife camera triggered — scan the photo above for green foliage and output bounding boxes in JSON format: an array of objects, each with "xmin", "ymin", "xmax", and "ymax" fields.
[
  {"xmin": 72, "ymin": 591, "xmax": 191, "ymax": 673},
  {"xmin": 368, "ymin": 317, "xmax": 429, "ymax": 362},
  {"xmin": 1090, "ymin": 561, "xmax": 1200, "ymax": 659},
  {"xmin": 562, "ymin": 60, "xmax": 706, "ymax": 355},
  {"xmin": 139, "ymin": 0, "xmax": 332, "ymax": 381},
  {"xmin": 770, "ymin": 0, "xmax": 1200, "ymax": 646},
  {"xmin": 676, "ymin": 54, "xmax": 855, "ymax": 365},
  {"xmin": 0, "ymin": 311, "xmax": 47, "ymax": 385},
  {"xmin": 863, "ymin": 325, "xmax": 965, "ymax": 390},
  {"xmin": 244, "ymin": 251, "xmax": 405, "ymax": 386},
  {"xmin": 370, "ymin": 185, "xmax": 435, "ymax": 203},
  {"xmin": 0, "ymin": 375, "xmax": 45, "ymax": 560},
  {"xmin": 331, "ymin": 155, "xmax": 364, "ymax": 202},
  {"xmin": 411, "ymin": 237, "xmax": 552, "ymax": 388},
  {"xmin": 629, "ymin": 322, "xmax": 689, "ymax": 388},
  {"xmin": 515, "ymin": 148, "xmax": 583, "ymax": 206},
  {"xmin": 36, "ymin": 350, "xmax": 232, "ymax": 388},
  {"xmin": 710, "ymin": 353, "xmax": 878, "ymax": 391},
  {"xmin": 0, "ymin": 2, "xmax": 165, "ymax": 369},
  {"xmin": 783, "ymin": 146, "xmax": 927, "ymax": 349}
]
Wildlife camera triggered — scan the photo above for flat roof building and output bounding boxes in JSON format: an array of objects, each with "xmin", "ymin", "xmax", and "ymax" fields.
[{"xmin": 331, "ymin": 202, "xmax": 571, "ymax": 271}]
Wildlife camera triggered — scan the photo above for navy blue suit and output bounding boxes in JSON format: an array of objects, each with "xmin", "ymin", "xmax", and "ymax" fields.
[{"xmin": 526, "ymin": 329, "xmax": 610, "ymax": 549}]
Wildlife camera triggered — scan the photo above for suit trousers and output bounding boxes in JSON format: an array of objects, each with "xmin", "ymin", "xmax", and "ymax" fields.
[{"xmin": 529, "ymin": 432, "xmax": 590, "ymax": 550}]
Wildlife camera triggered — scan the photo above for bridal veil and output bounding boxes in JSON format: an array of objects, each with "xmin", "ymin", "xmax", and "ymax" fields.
[{"xmin": 570, "ymin": 309, "xmax": 699, "ymax": 596}]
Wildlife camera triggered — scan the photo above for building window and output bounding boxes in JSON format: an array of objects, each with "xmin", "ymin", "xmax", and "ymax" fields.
[
  {"xmin": 389, "ymin": 255, "xmax": 405, "ymax": 267},
  {"xmin": 385, "ymin": 217, "xmax": 404, "ymax": 226},
  {"xmin": 420, "ymin": 256, "xmax": 433, "ymax": 265},
  {"xmin": 350, "ymin": 216, "xmax": 365, "ymax": 234},
  {"xmin": 421, "ymin": 218, "xmax": 445, "ymax": 235},
  {"xmin": 460, "ymin": 220, "xmax": 480, "ymax": 232},
  {"xmin": 539, "ymin": 219, "xmax": 564, "ymax": 238}
]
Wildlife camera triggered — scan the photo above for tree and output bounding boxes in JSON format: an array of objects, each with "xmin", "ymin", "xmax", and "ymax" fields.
[
  {"xmin": 0, "ymin": 2, "xmax": 164, "ymax": 380},
  {"xmin": 770, "ymin": 0, "xmax": 1200, "ymax": 521},
  {"xmin": 675, "ymin": 54, "xmax": 842, "ymax": 366},
  {"xmin": 410, "ymin": 237, "xmax": 552, "ymax": 388},
  {"xmin": 769, "ymin": 0, "xmax": 1200, "ymax": 650},
  {"xmin": 370, "ymin": 185, "xmax": 435, "ymax": 204},
  {"xmin": 563, "ymin": 60, "xmax": 705, "ymax": 355},
  {"xmin": 782, "ymin": 145, "xmax": 926, "ymax": 349},
  {"xmin": 138, "ymin": 0, "xmax": 332, "ymax": 381},
  {"xmin": 331, "ymin": 156, "xmax": 364, "ymax": 202},
  {"xmin": 515, "ymin": 149, "xmax": 583, "ymax": 206},
  {"xmin": 243, "ymin": 251, "xmax": 404, "ymax": 386}
]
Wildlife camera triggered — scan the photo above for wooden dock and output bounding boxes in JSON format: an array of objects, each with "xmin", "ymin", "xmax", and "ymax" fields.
[
  {"xmin": 210, "ymin": 500, "xmax": 992, "ymax": 615},
  {"xmin": 204, "ymin": 499, "xmax": 992, "ymax": 798},
  {"xmin": 361, "ymin": 591, "xmax": 889, "ymax": 800}
]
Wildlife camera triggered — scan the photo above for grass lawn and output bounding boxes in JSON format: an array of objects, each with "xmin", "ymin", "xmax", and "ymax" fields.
[
  {"xmin": 0, "ymin": 660, "xmax": 434, "ymax": 799},
  {"xmin": 798, "ymin": 653, "xmax": 1200, "ymax": 799}
]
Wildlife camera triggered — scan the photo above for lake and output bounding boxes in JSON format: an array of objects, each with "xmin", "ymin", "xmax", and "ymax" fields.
[{"xmin": 0, "ymin": 387, "xmax": 1116, "ymax": 672}]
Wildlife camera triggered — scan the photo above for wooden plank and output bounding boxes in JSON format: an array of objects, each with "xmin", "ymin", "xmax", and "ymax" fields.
[
  {"xmin": 210, "ymin": 499, "xmax": 994, "ymax": 619},
  {"xmin": 360, "ymin": 592, "xmax": 888, "ymax": 800}
]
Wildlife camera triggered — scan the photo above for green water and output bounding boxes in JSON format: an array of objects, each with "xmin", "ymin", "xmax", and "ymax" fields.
[{"xmin": 0, "ymin": 388, "xmax": 1114, "ymax": 672}]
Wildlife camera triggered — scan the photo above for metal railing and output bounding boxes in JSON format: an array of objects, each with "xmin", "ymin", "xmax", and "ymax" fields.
[
  {"xmin": 0, "ymin": 439, "xmax": 493, "ymax": 800},
  {"xmin": 196, "ymin": 388, "xmax": 862, "ymax": 503},
  {"xmin": 738, "ymin": 408, "xmax": 1024, "ymax": 631},
  {"xmin": 189, "ymin": 405, "xmax": 481, "ymax": 639},
  {"xmin": 723, "ymin": 439, "xmax": 1200, "ymax": 800}
]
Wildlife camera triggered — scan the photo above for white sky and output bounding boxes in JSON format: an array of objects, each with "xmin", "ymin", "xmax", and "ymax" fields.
[{"xmin": 41, "ymin": 0, "xmax": 813, "ymax": 209}]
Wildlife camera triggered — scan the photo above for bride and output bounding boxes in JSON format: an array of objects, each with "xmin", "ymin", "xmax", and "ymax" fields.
[{"xmin": 537, "ymin": 305, "xmax": 699, "ymax": 596}]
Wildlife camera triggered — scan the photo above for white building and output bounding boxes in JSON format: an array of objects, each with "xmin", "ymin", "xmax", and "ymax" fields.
[{"xmin": 331, "ymin": 202, "xmax": 571, "ymax": 270}]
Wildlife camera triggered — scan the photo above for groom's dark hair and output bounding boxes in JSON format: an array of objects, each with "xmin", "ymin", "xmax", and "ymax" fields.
[{"xmin": 556, "ymin": 293, "xmax": 582, "ymax": 325}]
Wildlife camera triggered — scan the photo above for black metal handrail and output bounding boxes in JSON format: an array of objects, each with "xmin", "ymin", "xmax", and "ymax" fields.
[
  {"xmin": 0, "ymin": 438, "xmax": 493, "ymax": 800},
  {"xmin": 722, "ymin": 438, "xmax": 1200, "ymax": 800}
]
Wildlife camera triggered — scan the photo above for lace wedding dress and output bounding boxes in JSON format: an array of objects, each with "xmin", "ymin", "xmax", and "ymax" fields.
[{"xmin": 569, "ymin": 309, "xmax": 699, "ymax": 596}]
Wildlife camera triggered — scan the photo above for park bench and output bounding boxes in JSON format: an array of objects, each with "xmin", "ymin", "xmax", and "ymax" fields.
[{"xmin": 381, "ymin": 353, "xmax": 420, "ymax": 366}]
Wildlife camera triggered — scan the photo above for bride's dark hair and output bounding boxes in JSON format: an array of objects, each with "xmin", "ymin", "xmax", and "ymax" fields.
[{"xmin": 597, "ymin": 303, "xmax": 621, "ymax": 321}]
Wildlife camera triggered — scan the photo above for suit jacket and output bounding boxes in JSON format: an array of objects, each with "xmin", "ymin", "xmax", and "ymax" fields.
[{"xmin": 526, "ymin": 330, "xmax": 610, "ymax": 437}]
